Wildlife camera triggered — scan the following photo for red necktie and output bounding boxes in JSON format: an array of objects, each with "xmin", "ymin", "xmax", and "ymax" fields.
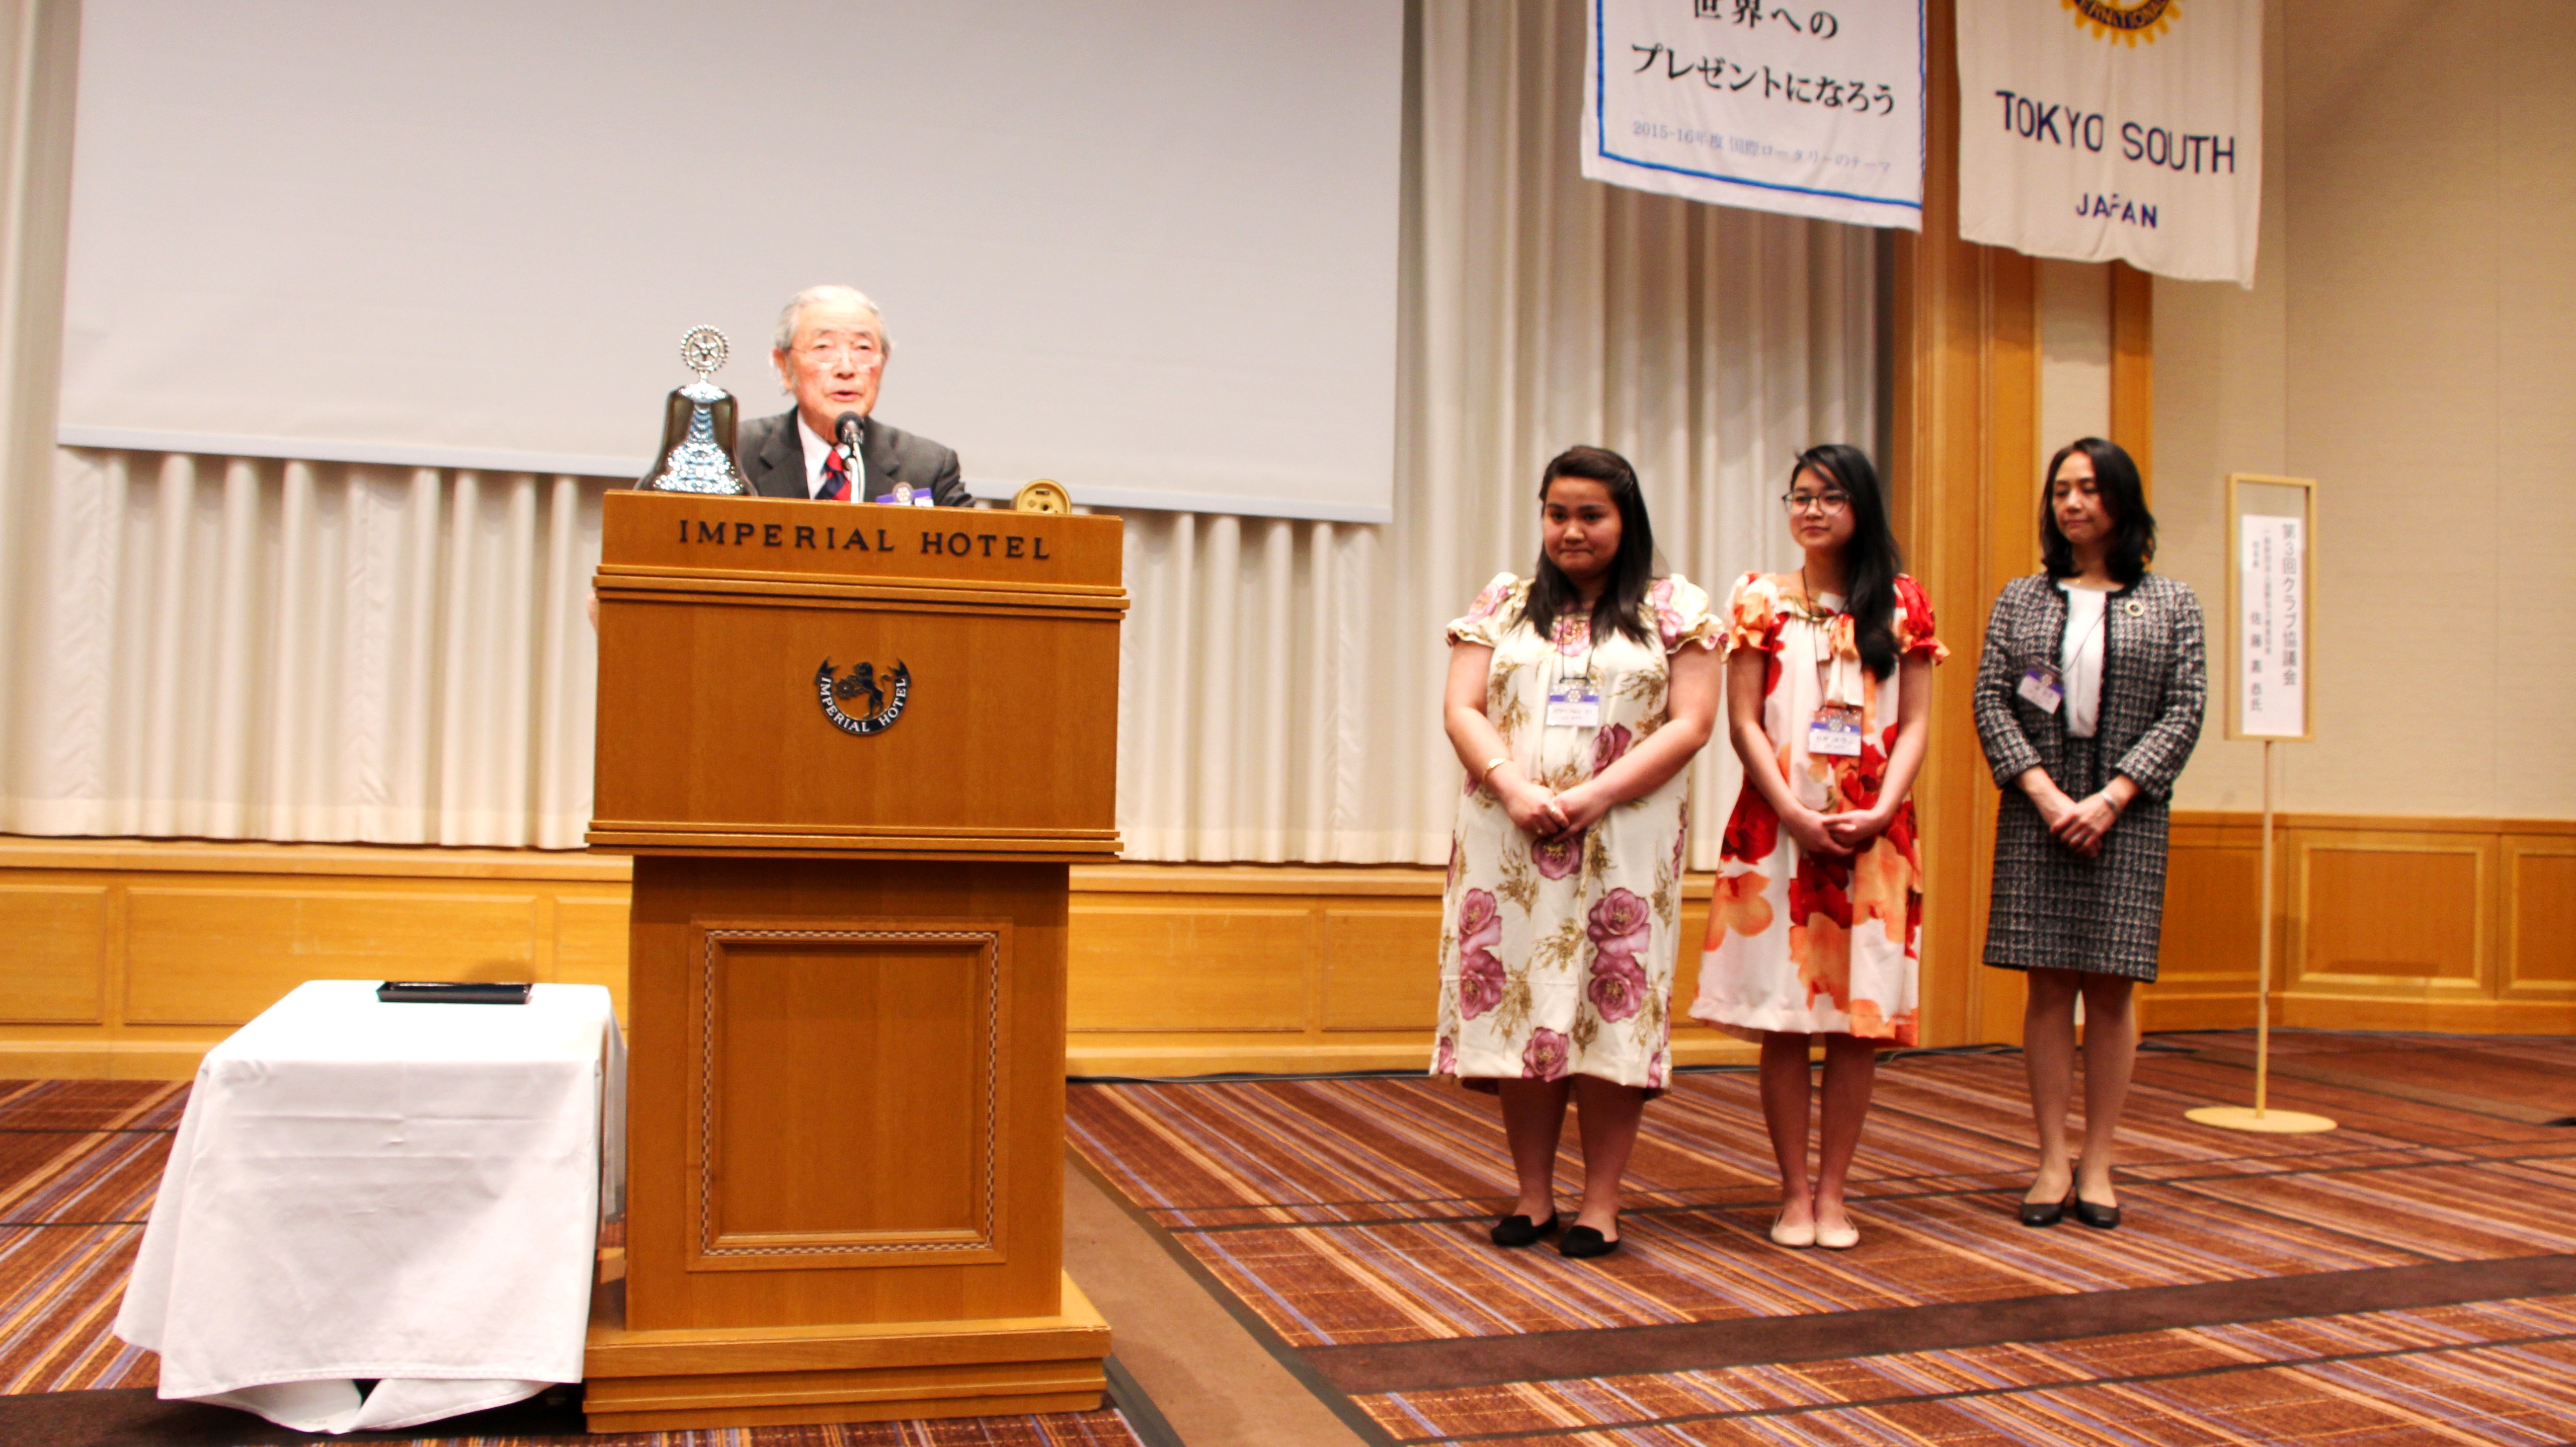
[{"xmin": 819, "ymin": 446, "xmax": 852, "ymax": 501}]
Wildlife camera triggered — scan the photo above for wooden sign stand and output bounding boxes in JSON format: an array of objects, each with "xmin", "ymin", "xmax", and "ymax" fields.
[
  {"xmin": 2186, "ymin": 474, "xmax": 2334, "ymax": 1136},
  {"xmin": 580, "ymin": 491, "xmax": 1126, "ymax": 1430}
]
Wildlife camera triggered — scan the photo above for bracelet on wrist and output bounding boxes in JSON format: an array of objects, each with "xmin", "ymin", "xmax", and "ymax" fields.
[{"xmin": 1478, "ymin": 755, "xmax": 1512, "ymax": 788}]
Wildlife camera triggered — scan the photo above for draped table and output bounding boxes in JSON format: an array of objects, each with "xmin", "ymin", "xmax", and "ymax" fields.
[{"xmin": 115, "ymin": 980, "xmax": 624, "ymax": 1434}]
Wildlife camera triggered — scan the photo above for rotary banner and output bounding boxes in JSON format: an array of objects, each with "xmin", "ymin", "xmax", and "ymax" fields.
[
  {"xmin": 1956, "ymin": 0, "xmax": 2262, "ymax": 285},
  {"xmin": 1581, "ymin": 0, "xmax": 1926, "ymax": 230}
]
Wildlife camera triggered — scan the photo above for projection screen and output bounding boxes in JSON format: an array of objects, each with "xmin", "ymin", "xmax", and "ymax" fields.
[{"xmin": 55, "ymin": 1, "xmax": 1403, "ymax": 521}]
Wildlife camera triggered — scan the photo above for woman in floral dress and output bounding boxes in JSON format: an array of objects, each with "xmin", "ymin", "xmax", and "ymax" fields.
[
  {"xmin": 1690, "ymin": 445, "xmax": 1944, "ymax": 1251},
  {"xmin": 1434, "ymin": 446, "xmax": 1721, "ymax": 1261}
]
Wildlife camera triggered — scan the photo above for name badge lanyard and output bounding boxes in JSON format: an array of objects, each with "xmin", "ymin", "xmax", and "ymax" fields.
[
  {"xmin": 2017, "ymin": 590, "xmax": 2106, "ymax": 716},
  {"xmin": 1542, "ymin": 621, "xmax": 1604, "ymax": 781},
  {"xmin": 1800, "ymin": 573, "xmax": 1865, "ymax": 760}
]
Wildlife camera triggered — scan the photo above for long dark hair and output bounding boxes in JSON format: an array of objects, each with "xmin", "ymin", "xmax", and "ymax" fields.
[
  {"xmin": 2040, "ymin": 437, "xmax": 2155, "ymax": 584},
  {"xmin": 1519, "ymin": 445, "xmax": 1656, "ymax": 646},
  {"xmin": 1795, "ymin": 444, "xmax": 1904, "ymax": 680}
]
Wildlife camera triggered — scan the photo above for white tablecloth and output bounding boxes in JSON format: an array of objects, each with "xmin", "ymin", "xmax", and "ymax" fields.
[{"xmin": 116, "ymin": 980, "xmax": 625, "ymax": 1434}]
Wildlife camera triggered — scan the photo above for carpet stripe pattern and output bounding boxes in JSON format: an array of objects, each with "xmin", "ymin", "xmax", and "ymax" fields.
[
  {"xmin": 1066, "ymin": 1030, "xmax": 2576, "ymax": 1445},
  {"xmin": 0, "ymin": 1078, "xmax": 1142, "ymax": 1447}
]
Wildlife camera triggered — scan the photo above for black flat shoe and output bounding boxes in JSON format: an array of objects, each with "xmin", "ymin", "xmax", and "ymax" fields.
[
  {"xmin": 1558, "ymin": 1224, "xmax": 1620, "ymax": 1259},
  {"xmin": 2072, "ymin": 1197, "xmax": 2121, "ymax": 1230},
  {"xmin": 2018, "ymin": 1196, "xmax": 2067, "ymax": 1228},
  {"xmin": 1489, "ymin": 1213, "xmax": 1560, "ymax": 1247}
]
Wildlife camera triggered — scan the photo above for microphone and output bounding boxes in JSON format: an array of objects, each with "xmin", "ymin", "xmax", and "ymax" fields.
[{"xmin": 833, "ymin": 411, "xmax": 864, "ymax": 498}]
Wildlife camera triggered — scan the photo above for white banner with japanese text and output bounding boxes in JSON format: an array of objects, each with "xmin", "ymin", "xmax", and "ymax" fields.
[
  {"xmin": 1956, "ymin": 0, "xmax": 2261, "ymax": 285},
  {"xmin": 1581, "ymin": 0, "xmax": 1925, "ymax": 230},
  {"xmin": 2237, "ymin": 515, "xmax": 2306, "ymax": 738}
]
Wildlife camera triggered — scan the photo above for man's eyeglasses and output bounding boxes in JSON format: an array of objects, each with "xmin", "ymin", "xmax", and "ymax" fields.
[
  {"xmin": 796, "ymin": 341, "xmax": 883, "ymax": 365},
  {"xmin": 1782, "ymin": 490, "xmax": 1851, "ymax": 514}
]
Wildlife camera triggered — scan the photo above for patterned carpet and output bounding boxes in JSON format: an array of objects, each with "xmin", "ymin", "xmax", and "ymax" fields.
[
  {"xmin": 0, "ymin": 1079, "xmax": 1143, "ymax": 1447},
  {"xmin": 1066, "ymin": 1031, "xmax": 2576, "ymax": 1446}
]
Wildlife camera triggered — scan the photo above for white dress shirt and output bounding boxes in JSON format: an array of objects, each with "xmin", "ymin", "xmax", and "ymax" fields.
[
  {"xmin": 2059, "ymin": 583, "xmax": 2109, "ymax": 738},
  {"xmin": 796, "ymin": 414, "xmax": 860, "ymax": 500}
]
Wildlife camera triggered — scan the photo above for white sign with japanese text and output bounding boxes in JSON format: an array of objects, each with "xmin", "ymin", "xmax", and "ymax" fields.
[
  {"xmin": 1581, "ymin": 0, "xmax": 1924, "ymax": 230},
  {"xmin": 1956, "ymin": 0, "xmax": 2262, "ymax": 285},
  {"xmin": 2238, "ymin": 515, "xmax": 2305, "ymax": 738}
]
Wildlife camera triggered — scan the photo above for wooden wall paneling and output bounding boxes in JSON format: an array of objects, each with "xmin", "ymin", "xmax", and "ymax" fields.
[
  {"xmin": 1889, "ymin": 0, "xmax": 2041, "ymax": 1049},
  {"xmin": 1321, "ymin": 902, "xmax": 1443, "ymax": 1032},
  {"xmin": 2110, "ymin": 260, "xmax": 2155, "ymax": 497},
  {"xmin": 0, "ymin": 884, "xmax": 107, "ymax": 1023},
  {"xmin": 2501, "ymin": 834, "xmax": 2576, "ymax": 999},
  {"xmin": 1066, "ymin": 900, "xmax": 1310, "ymax": 1033},
  {"xmin": 5, "ymin": 824, "xmax": 2572, "ymax": 1082},
  {"xmin": 557, "ymin": 895, "xmax": 637, "ymax": 1021},
  {"xmin": 122, "ymin": 886, "xmax": 540, "ymax": 1024},
  {"xmin": 2286, "ymin": 830, "xmax": 2493, "ymax": 1016},
  {"xmin": 0, "ymin": 840, "xmax": 635, "ymax": 1078},
  {"xmin": 2139, "ymin": 815, "xmax": 2263, "ymax": 1031}
]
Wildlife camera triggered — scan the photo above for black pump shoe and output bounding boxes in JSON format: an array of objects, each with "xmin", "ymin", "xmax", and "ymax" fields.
[
  {"xmin": 1490, "ymin": 1213, "xmax": 1560, "ymax": 1247},
  {"xmin": 1558, "ymin": 1224, "xmax": 1620, "ymax": 1259},
  {"xmin": 2019, "ymin": 1196, "xmax": 2068, "ymax": 1228},
  {"xmin": 2072, "ymin": 1197, "xmax": 2121, "ymax": 1230}
]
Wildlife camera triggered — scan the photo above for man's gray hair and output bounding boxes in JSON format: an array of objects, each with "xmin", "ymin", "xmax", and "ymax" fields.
[{"xmin": 772, "ymin": 284, "xmax": 891, "ymax": 358}]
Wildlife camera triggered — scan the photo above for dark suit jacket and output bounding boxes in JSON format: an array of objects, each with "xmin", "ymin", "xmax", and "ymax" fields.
[{"xmin": 734, "ymin": 409, "xmax": 970, "ymax": 507}]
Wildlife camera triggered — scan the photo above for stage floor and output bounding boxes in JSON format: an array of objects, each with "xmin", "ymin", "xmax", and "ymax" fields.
[
  {"xmin": 1066, "ymin": 1030, "xmax": 2576, "ymax": 1446},
  {"xmin": 3, "ymin": 1031, "xmax": 2570, "ymax": 1445}
]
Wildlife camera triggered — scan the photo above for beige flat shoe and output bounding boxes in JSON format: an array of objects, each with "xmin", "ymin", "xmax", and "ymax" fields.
[
  {"xmin": 1814, "ymin": 1217, "xmax": 1859, "ymax": 1250},
  {"xmin": 1769, "ymin": 1213, "xmax": 1816, "ymax": 1248}
]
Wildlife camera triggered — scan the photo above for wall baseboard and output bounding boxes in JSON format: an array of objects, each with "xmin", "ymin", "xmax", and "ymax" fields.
[{"xmin": 0, "ymin": 817, "xmax": 2562, "ymax": 1080}]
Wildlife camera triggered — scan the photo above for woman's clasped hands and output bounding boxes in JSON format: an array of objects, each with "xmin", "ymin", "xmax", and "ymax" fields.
[
  {"xmin": 1779, "ymin": 803, "xmax": 1896, "ymax": 861},
  {"xmin": 2026, "ymin": 779, "xmax": 2121, "ymax": 858},
  {"xmin": 1499, "ymin": 771, "xmax": 1614, "ymax": 841}
]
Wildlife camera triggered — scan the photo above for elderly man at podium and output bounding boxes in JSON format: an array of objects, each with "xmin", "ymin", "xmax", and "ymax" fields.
[{"xmin": 740, "ymin": 284, "xmax": 970, "ymax": 508}]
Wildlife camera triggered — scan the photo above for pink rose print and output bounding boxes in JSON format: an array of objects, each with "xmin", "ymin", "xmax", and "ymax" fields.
[
  {"xmin": 1591, "ymin": 724, "xmax": 1633, "ymax": 776},
  {"xmin": 1459, "ymin": 887, "xmax": 1501, "ymax": 944},
  {"xmin": 1462, "ymin": 579, "xmax": 1510, "ymax": 625},
  {"xmin": 1585, "ymin": 888, "xmax": 1653, "ymax": 958},
  {"xmin": 1553, "ymin": 617, "xmax": 1593, "ymax": 657},
  {"xmin": 1651, "ymin": 577, "xmax": 1686, "ymax": 648},
  {"xmin": 1531, "ymin": 831, "xmax": 1584, "ymax": 880},
  {"xmin": 1458, "ymin": 947, "xmax": 1506, "ymax": 1020},
  {"xmin": 1646, "ymin": 1049, "xmax": 1668, "ymax": 1090},
  {"xmin": 1586, "ymin": 947, "xmax": 1649, "ymax": 1023},
  {"xmin": 1456, "ymin": 888, "xmax": 1506, "ymax": 1020},
  {"xmin": 1434, "ymin": 1036, "xmax": 1457, "ymax": 1075},
  {"xmin": 1522, "ymin": 1028, "xmax": 1572, "ymax": 1081}
]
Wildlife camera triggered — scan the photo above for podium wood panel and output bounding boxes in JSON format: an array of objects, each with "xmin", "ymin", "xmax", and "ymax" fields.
[
  {"xmin": 589, "ymin": 494, "xmax": 1123, "ymax": 860},
  {"xmin": 588, "ymin": 493, "xmax": 1119, "ymax": 1427},
  {"xmin": 622, "ymin": 857, "xmax": 1064, "ymax": 1327}
]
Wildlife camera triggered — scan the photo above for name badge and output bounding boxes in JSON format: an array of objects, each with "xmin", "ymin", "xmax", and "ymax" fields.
[
  {"xmin": 870, "ymin": 487, "xmax": 938, "ymax": 508},
  {"xmin": 2017, "ymin": 667, "xmax": 2064, "ymax": 714},
  {"xmin": 1808, "ymin": 703, "xmax": 1863, "ymax": 757},
  {"xmin": 1546, "ymin": 685, "xmax": 1602, "ymax": 728}
]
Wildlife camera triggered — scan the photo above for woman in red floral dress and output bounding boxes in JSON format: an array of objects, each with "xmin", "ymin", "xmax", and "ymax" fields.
[{"xmin": 1689, "ymin": 445, "xmax": 1944, "ymax": 1251}]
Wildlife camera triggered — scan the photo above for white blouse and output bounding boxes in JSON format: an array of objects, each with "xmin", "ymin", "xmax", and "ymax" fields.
[{"xmin": 2059, "ymin": 583, "xmax": 2109, "ymax": 737}]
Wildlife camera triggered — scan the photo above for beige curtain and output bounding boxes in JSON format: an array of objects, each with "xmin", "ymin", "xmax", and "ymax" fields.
[
  {"xmin": 2, "ymin": 450, "xmax": 602, "ymax": 847},
  {"xmin": 0, "ymin": 0, "xmax": 1875, "ymax": 862},
  {"xmin": 1113, "ymin": 0, "xmax": 1879, "ymax": 867}
]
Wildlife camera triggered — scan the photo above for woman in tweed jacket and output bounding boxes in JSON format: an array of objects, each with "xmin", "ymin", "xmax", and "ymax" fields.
[{"xmin": 1974, "ymin": 438, "xmax": 2204, "ymax": 1233}]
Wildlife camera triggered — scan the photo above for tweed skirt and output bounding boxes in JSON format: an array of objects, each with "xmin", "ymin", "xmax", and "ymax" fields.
[{"xmin": 1982, "ymin": 734, "xmax": 2170, "ymax": 982}]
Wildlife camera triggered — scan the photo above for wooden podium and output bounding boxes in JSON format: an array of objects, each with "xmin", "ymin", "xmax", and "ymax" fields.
[{"xmin": 579, "ymin": 491, "xmax": 1124, "ymax": 1431}]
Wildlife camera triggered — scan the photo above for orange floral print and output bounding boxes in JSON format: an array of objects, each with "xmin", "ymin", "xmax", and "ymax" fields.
[{"xmin": 1710, "ymin": 870, "xmax": 1773, "ymax": 939}]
